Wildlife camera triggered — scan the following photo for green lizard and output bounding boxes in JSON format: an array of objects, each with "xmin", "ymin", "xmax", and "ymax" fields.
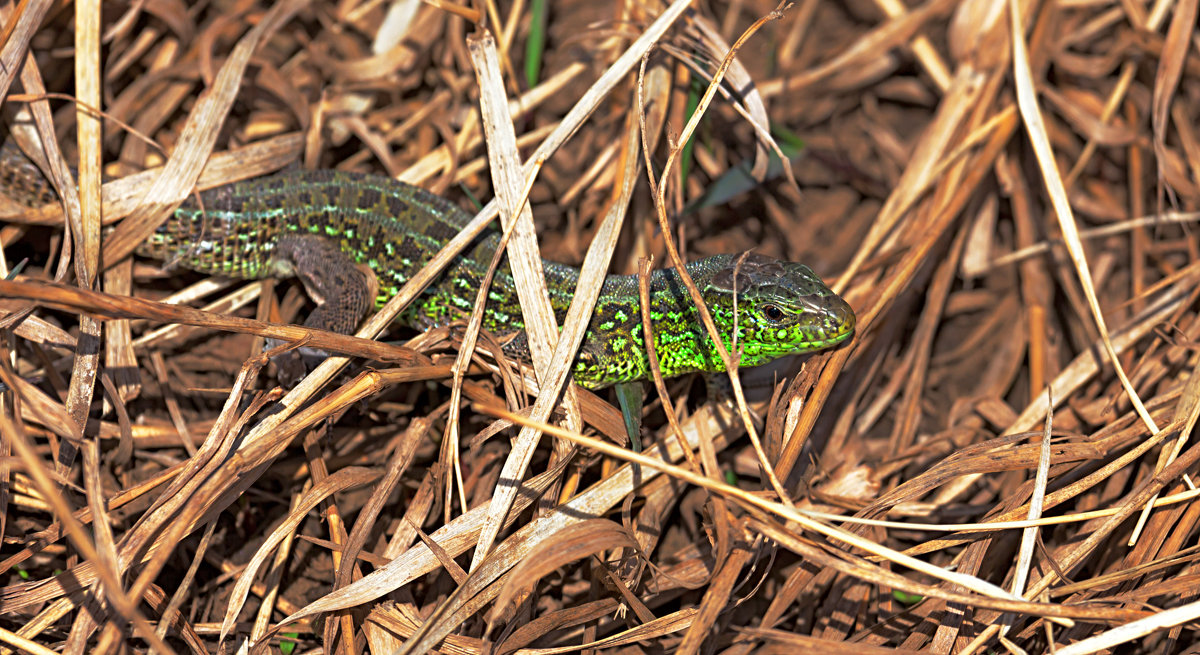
[{"xmin": 1, "ymin": 141, "xmax": 855, "ymax": 448}]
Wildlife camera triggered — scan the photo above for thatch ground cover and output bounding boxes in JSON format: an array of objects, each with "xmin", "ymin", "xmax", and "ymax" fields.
[{"xmin": 1, "ymin": 0, "xmax": 1199, "ymax": 652}]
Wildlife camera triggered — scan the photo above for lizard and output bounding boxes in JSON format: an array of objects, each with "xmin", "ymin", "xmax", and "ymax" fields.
[{"xmin": 0, "ymin": 140, "xmax": 856, "ymax": 449}]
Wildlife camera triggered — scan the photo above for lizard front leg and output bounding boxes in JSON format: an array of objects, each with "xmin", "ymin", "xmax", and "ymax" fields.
[{"xmin": 267, "ymin": 233, "xmax": 378, "ymax": 385}]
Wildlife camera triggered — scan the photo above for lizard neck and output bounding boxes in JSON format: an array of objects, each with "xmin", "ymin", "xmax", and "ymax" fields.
[{"xmin": 572, "ymin": 256, "xmax": 737, "ymax": 389}]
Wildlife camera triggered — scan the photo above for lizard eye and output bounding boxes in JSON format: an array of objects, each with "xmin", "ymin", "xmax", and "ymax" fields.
[{"xmin": 761, "ymin": 303, "xmax": 785, "ymax": 322}]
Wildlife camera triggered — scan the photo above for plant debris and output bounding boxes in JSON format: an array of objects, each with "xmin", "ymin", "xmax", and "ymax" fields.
[{"xmin": 2, "ymin": 0, "xmax": 1200, "ymax": 652}]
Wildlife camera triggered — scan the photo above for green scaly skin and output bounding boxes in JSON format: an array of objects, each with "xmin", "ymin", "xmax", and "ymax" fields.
[{"xmin": 3, "ymin": 148, "xmax": 856, "ymax": 389}]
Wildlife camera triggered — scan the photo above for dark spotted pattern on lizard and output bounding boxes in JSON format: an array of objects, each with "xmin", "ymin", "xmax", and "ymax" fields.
[{"xmin": 0, "ymin": 142, "xmax": 856, "ymax": 389}]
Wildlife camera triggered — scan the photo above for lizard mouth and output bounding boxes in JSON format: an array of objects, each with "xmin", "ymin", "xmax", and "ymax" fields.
[{"xmin": 805, "ymin": 295, "xmax": 856, "ymax": 350}]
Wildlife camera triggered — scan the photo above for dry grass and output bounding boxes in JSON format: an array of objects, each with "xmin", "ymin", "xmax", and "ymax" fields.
[{"xmin": 1, "ymin": 0, "xmax": 1200, "ymax": 652}]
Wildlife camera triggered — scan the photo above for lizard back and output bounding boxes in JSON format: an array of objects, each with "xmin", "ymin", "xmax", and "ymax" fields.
[{"xmin": 1, "ymin": 143, "xmax": 855, "ymax": 389}]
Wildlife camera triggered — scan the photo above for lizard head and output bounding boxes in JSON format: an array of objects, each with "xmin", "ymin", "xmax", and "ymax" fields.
[
  {"xmin": 568, "ymin": 253, "xmax": 855, "ymax": 390},
  {"xmin": 703, "ymin": 253, "xmax": 855, "ymax": 368}
]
